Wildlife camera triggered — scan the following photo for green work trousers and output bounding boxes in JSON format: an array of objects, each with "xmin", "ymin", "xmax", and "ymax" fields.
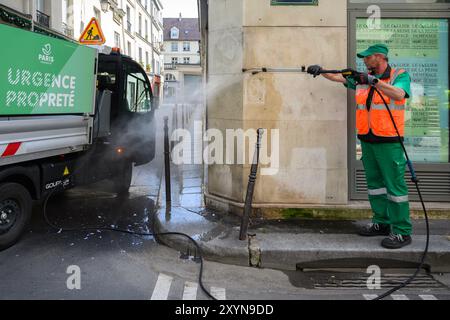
[{"xmin": 360, "ymin": 140, "xmax": 412, "ymax": 236}]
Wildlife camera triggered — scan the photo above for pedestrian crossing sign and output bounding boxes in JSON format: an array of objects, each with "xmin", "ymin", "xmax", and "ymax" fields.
[{"xmin": 79, "ymin": 17, "xmax": 106, "ymax": 45}]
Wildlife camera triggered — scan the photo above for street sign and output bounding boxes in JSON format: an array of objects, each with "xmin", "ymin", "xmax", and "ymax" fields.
[{"xmin": 79, "ymin": 17, "xmax": 106, "ymax": 45}]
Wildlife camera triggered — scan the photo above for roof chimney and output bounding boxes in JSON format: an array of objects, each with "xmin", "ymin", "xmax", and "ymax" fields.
[{"xmin": 178, "ymin": 13, "xmax": 182, "ymax": 21}]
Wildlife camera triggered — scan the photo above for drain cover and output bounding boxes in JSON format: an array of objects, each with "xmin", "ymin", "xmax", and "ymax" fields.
[{"xmin": 313, "ymin": 273, "xmax": 445, "ymax": 289}]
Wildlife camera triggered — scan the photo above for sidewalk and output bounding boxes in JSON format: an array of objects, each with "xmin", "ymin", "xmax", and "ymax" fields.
[
  {"xmin": 152, "ymin": 105, "xmax": 450, "ymax": 273},
  {"xmin": 153, "ymin": 161, "xmax": 450, "ymax": 274}
]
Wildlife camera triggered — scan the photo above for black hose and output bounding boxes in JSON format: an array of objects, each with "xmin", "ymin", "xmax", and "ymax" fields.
[
  {"xmin": 371, "ymin": 87, "xmax": 430, "ymax": 300},
  {"xmin": 40, "ymin": 99, "xmax": 217, "ymax": 300},
  {"xmin": 42, "ymin": 187, "xmax": 217, "ymax": 301}
]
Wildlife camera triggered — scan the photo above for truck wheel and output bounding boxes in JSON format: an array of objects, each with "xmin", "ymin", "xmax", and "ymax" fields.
[
  {"xmin": 0, "ymin": 183, "xmax": 32, "ymax": 251},
  {"xmin": 112, "ymin": 161, "xmax": 133, "ymax": 195}
]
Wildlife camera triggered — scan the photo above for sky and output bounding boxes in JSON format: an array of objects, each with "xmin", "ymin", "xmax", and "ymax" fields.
[{"xmin": 160, "ymin": 0, "xmax": 198, "ymax": 18}]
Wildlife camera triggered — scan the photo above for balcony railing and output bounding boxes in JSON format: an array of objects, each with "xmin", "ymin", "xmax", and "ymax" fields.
[
  {"xmin": 62, "ymin": 22, "xmax": 73, "ymax": 38},
  {"xmin": 165, "ymin": 63, "xmax": 176, "ymax": 70},
  {"xmin": 164, "ymin": 62, "xmax": 201, "ymax": 70},
  {"xmin": 0, "ymin": 4, "xmax": 33, "ymax": 29},
  {"xmin": 36, "ymin": 10, "xmax": 50, "ymax": 28}
]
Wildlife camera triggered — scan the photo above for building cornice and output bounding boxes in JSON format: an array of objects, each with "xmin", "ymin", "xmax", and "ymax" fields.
[
  {"xmin": 153, "ymin": 0, "xmax": 163, "ymax": 11},
  {"xmin": 135, "ymin": 32, "xmax": 152, "ymax": 46},
  {"xmin": 136, "ymin": 0, "xmax": 152, "ymax": 19}
]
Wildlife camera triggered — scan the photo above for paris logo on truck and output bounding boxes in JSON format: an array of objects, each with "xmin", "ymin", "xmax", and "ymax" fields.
[
  {"xmin": 79, "ymin": 17, "xmax": 106, "ymax": 45},
  {"xmin": 39, "ymin": 43, "xmax": 54, "ymax": 65}
]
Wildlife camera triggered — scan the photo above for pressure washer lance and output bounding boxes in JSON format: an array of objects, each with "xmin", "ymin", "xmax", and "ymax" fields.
[
  {"xmin": 242, "ymin": 67, "xmax": 355, "ymax": 77},
  {"xmin": 242, "ymin": 66, "xmax": 430, "ymax": 300}
]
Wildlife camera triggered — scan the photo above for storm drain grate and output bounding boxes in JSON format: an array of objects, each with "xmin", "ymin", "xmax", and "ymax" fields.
[{"xmin": 314, "ymin": 274, "xmax": 446, "ymax": 289}]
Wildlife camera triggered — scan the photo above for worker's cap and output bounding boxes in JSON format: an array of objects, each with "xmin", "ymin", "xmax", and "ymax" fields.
[{"xmin": 357, "ymin": 43, "xmax": 389, "ymax": 58}]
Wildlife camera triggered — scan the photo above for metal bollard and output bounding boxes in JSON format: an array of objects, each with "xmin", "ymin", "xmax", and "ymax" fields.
[
  {"xmin": 164, "ymin": 116, "xmax": 171, "ymax": 203},
  {"xmin": 182, "ymin": 104, "xmax": 185, "ymax": 129},
  {"xmin": 171, "ymin": 106, "xmax": 176, "ymax": 151},
  {"xmin": 172, "ymin": 106, "xmax": 176, "ymax": 130},
  {"xmin": 239, "ymin": 128, "xmax": 264, "ymax": 241}
]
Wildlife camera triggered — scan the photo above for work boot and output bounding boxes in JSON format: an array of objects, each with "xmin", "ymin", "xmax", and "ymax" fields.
[
  {"xmin": 381, "ymin": 233, "xmax": 412, "ymax": 249},
  {"xmin": 357, "ymin": 223, "xmax": 391, "ymax": 237}
]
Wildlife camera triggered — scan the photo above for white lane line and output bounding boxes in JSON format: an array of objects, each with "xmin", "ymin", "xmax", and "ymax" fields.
[
  {"xmin": 182, "ymin": 282, "xmax": 198, "ymax": 300},
  {"xmin": 419, "ymin": 294, "xmax": 438, "ymax": 300},
  {"xmin": 150, "ymin": 273, "xmax": 174, "ymax": 300},
  {"xmin": 391, "ymin": 294, "xmax": 410, "ymax": 300},
  {"xmin": 363, "ymin": 294, "xmax": 379, "ymax": 300},
  {"xmin": 211, "ymin": 287, "xmax": 226, "ymax": 300}
]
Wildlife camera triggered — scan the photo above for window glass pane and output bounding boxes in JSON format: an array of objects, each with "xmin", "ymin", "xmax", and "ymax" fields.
[
  {"xmin": 127, "ymin": 81, "xmax": 136, "ymax": 111},
  {"xmin": 171, "ymin": 27, "xmax": 179, "ymax": 39},
  {"xmin": 356, "ymin": 18, "xmax": 449, "ymax": 163},
  {"xmin": 125, "ymin": 69, "xmax": 151, "ymax": 113}
]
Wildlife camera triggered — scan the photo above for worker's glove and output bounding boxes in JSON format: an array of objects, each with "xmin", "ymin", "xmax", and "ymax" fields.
[
  {"xmin": 307, "ymin": 65, "xmax": 322, "ymax": 78},
  {"xmin": 354, "ymin": 72, "xmax": 379, "ymax": 86}
]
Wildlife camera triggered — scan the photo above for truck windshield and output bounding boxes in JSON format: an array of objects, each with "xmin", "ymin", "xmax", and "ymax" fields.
[{"xmin": 125, "ymin": 65, "xmax": 152, "ymax": 113}]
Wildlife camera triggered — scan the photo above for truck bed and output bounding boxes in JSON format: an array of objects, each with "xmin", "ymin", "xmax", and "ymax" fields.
[{"xmin": 0, "ymin": 115, "xmax": 93, "ymax": 166}]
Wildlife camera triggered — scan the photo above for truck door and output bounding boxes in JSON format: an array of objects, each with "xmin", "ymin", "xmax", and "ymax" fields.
[{"xmin": 120, "ymin": 61, "xmax": 156, "ymax": 165}]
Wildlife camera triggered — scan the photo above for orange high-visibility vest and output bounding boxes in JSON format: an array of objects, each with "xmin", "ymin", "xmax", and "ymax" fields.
[{"xmin": 355, "ymin": 68, "xmax": 407, "ymax": 137}]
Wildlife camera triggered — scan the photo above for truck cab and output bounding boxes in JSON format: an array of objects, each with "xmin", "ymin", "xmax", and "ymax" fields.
[
  {"xmin": 0, "ymin": 23, "xmax": 157, "ymax": 250},
  {"xmin": 72, "ymin": 49, "xmax": 157, "ymax": 192},
  {"xmin": 99, "ymin": 50, "xmax": 156, "ymax": 166}
]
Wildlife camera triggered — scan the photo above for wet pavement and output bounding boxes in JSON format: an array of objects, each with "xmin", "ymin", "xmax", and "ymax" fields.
[
  {"xmin": 0, "ymin": 181, "xmax": 158, "ymax": 299},
  {"xmin": 0, "ymin": 102, "xmax": 167, "ymax": 299}
]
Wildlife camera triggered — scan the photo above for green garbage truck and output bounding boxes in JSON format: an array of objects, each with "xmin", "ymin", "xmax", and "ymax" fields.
[{"xmin": 0, "ymin": 23, "xmax": 158, "ymax": 250}]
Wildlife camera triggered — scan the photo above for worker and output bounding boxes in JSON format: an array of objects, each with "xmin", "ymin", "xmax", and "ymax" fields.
[{"xmin": 307, "ymin": 44, "xmax": 413, "ymax": 249}]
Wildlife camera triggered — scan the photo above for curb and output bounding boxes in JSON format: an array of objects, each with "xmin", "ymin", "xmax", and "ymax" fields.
[
  {"xmin": 153, "ymin": 205, "xmax": 450, "ymax": 273},
  {"xmin": 153, "ymin": 210, "xmax": 250, "ymax": 268}
]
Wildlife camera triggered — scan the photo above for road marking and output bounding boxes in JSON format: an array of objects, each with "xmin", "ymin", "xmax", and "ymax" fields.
[
  {"xmin": 363, "ymin": 294, "xmax": 378, "ymax": 300},
  {"xmin": 391, "ymin": 294, "xmax": 409, "ymax": 300},
  {"xmin": 211, "ymin": 287, "xmax": 226, "ymax": 300},
  {"xmin": 182, "ymin": 281, "xmax": 198, "ymax": 300},
  {"xmin": 151, "ymin": 273, "xmax": 173, "ymax": 300},
  {"xmin": 419, "ymin": 294, "xmax": 437, "ymax": 300}
]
